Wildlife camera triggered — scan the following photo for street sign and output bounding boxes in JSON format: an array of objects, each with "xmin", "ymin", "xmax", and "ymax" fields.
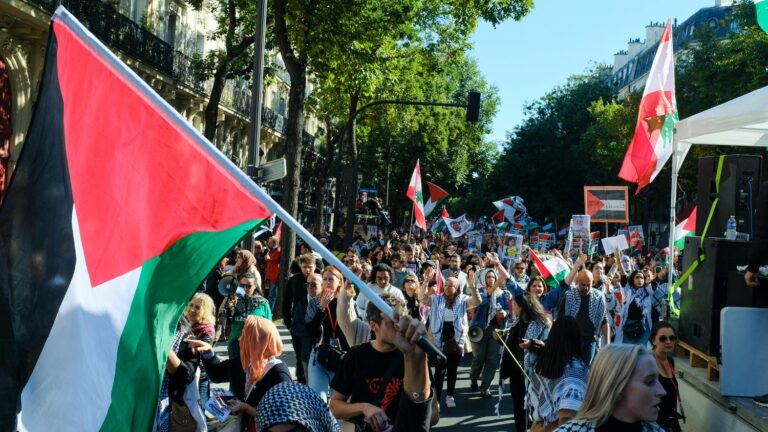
[{"xmin": 253, "ymin": 157, "xmax": 286, "ymax": 183}]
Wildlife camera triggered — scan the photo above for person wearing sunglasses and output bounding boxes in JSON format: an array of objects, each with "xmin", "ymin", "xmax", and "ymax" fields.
[
  {"xmin": 225, "ymin": 272, "xmax": 272, "ymax": 358},
  {"xmin": 650, "ymin": 321, "xmax": 684, "ymax": 432}
]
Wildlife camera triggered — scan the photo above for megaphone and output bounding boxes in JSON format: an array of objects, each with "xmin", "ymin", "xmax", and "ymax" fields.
[
  {"xmin": 218, "ymin": 275, "xmax": 237, "ymax": 296},
  {"xmin": 468, "ymin": 325, "xmax": 484, "ymax": 343}
]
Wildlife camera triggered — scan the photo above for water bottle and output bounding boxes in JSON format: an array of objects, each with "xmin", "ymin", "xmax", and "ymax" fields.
[{"xmin": 725, "ymin": 215, "xmax": 737, "ymax": 240}]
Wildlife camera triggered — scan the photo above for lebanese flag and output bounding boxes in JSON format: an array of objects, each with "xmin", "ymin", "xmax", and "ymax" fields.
[
  {"xmin": 673, "ymin": 206, "xmax": 697, "ymax": 251},
  {"xmin": 619, "ymin": 19, "xmax": 677, "ymax": 192},
  {"xmin": 0, "ymin": 9, "xmax": 271, "ymax": 430},
  {"xmin": 530, "ymin": 251, "xmax": 570, "ymax": 288},
  {"xmin": 423, "ymin": 182, "xmax": 449, "ymax": 217},
  {"xmin": 406, "ymin": 160, "xmax": 427, "ymax": 230}
]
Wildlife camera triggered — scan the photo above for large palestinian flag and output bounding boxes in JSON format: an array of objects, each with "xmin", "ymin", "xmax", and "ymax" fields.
[{"xmin": 0, "ymin": 8, "xmax": 271, "ymax": 430}]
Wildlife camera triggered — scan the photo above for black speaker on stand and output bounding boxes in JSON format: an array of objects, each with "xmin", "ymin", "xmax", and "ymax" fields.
[
  {"xmin": 696, "ymin": 155, "xmax": 762, "ymax": 239},
  {"xmin": 678, "ymin": 236, "xmax": 751, "ymax": 356}
]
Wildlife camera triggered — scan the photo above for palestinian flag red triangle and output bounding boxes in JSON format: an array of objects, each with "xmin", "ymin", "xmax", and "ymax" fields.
[{"xmin": 0, "ymin": 8, "xmax": 271, "ymax": 430}]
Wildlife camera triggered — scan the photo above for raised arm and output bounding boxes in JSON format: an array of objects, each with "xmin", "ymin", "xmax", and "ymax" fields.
[
  {"xmin": 419, "ymin": 266, "xmax": 436, "ymax": 306},
  {"xmin": 466, "ymin": 269, "xmax": 482, "ymax": 309},
  {"xmin": 564, "ymin": 253, "xmax": 588, "ymax": 286}
]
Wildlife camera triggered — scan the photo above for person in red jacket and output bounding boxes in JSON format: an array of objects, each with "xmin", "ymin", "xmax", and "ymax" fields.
[{"xmin": 265, "ymin": 236, "xmax": 281, "ymax": 313}]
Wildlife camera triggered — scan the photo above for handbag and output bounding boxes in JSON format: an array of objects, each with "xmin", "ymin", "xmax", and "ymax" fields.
[
  {"xmin": 623, "ymin": 319, "xmax": 644, "ymax": 340},
  {"xmin": 316, "ymin": 305, "xmax": 346, "ymax": 372},
  {"xmin": 316, "ymin": 342, "xmax": 345, "ymax": 372}
]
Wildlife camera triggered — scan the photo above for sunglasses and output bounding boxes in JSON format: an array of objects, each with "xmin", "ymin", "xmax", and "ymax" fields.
[
  {"xmin": 404, "ymin": 279, "xmax": 417, "ymax": 284},
  {"xmin": 658, "ymin": 335, "xmax": 677, "ymax": 342},
  {"xmin": 239, "ymin": 284, "xmax": 253, "ymax": 289}
]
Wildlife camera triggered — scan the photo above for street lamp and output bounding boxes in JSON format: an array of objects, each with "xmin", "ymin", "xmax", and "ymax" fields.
[{"xmin": 333, "ymin": 91, "xmax": 482, "ymax": 244}]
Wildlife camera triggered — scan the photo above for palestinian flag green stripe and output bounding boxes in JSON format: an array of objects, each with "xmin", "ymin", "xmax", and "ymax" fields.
[{"xmin": 102, "ymin": 219, "xmax": 262, "ymax": 431}]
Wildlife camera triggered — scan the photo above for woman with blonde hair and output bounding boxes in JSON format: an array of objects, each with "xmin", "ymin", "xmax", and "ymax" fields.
[
  {"xmin": 554, "ymin": 344, "xmax": 667, "ymax": 432},
  {"xmin": 185, "ymin": 293, "xmax": 216, "ymax": 406},
  {"xmin": 305, "ymin": 265, "xmax": 350, "ymax": 402}
]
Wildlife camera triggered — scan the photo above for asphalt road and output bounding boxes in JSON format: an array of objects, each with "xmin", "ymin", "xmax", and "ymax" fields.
[{"xmin": 212, "ymin": 323, "xmax": 519, "ymax": 431}]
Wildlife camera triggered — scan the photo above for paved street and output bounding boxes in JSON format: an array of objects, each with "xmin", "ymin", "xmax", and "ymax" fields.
[{"xmin": 210, "ymin": 322, "xmax": 519, "ymax": 431}]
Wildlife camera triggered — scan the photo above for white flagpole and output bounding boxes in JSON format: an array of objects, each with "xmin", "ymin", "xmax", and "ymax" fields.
[{"xmin": 666, "ymin": 134, "xmax": 679, "ymax": 319}]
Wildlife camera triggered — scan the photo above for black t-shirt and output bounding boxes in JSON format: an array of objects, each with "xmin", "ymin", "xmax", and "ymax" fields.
[
  {"xmin": 576, "ymin": 294, "xmax": 595, "ymax": 340},
  {"xmin": 658, "ymin": 357, "xmax": 678, "ymax": 417},
  {"xmin": 330, "ymin": 343, "xmax": 404, "ymax": 423}
]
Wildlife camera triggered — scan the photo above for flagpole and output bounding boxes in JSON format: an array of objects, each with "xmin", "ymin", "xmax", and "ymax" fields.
[
  {"xmin": 409, "ymin": 203, "xmax": 416, "ymax": 239},
  {"xmin": 666, "ymin": 134, "xmax": 679, "ymax": 320}
]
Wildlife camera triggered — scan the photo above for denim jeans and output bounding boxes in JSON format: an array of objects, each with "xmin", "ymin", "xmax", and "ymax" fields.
[
  {"xmin": 308, "ymin": 350, "xmax": 335, "ymax": 403},
  {"xmin": 581, "ymin": 338, "xmax": 598, "ymax": 365},
  {"xmin": 267, "ymin": 280, "xmax": 279, "ymax": 314}
]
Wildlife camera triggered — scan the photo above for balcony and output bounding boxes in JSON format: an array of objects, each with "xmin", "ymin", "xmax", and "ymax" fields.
[{"xmin": 26, "ymin": 0, "xmax": 318, "ymax": 142}]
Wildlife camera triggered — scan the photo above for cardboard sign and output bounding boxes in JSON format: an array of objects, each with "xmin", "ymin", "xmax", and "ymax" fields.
[
  {"xmin": 601, "ymin": 235, "xmax": 630, "ymax": 254},
  {"xmin": 367, "ymin": 224, "xmax": 379, "ymax": 240}
]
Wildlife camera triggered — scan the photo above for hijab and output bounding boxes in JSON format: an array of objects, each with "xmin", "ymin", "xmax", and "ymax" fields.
[{"xmin": 239, "ymin": 316, "xmax": 283, "ymax": 387}]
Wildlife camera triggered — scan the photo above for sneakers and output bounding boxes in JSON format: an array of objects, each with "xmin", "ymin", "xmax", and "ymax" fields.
[
  {"xmin": 480, "ymin": 389, "xmax": 492, "ymax": 398},
  {"xmin": 753, "ymin": 394, "xmax": 768, "ymax": 407},
  {"xmin": 470, "ymin": 379, "xmax": 478, "ymax": 392},
  {"xmin": 445, "ymin": 395, "xmax": 456, "ymax": 408}
]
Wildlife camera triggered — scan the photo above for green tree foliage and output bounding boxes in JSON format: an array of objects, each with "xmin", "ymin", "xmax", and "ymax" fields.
[{"xmin": 476, "ymin": 3, "xmax": 768, "ymax": 229}]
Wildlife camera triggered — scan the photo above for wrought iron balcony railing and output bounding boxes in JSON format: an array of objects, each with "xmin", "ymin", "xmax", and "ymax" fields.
[{"xmin": 27, "ymin": 0, "xmax": 319, "ymax": 143}]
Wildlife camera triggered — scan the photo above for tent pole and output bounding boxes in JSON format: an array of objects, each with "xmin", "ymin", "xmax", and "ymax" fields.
[{"xmin": 666, "ymin": 136, "xmax": 679, "ymax": 319}]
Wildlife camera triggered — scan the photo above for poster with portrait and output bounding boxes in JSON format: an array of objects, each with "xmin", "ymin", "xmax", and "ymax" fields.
[
  {"xmin": 628, "ymin": 225, "xmax": 645, "ymax": 248},
  {"xmin": 570, "ymin": 215, "xmax": 591, "ymax": 243},
  {"xmin": 502, "ymin": 233, "xmax": 524, "ymax": 264},
  {"xmin": 467, "ymin": 231, "xmax": 482, "ymax": 251}
]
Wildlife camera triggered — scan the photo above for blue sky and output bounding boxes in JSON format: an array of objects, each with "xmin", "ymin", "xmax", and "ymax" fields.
[{"xmin": 470, "ymin": 0, "xmax": 714, "ymax": 143}]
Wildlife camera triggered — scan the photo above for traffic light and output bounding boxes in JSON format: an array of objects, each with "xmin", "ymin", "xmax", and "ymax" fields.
[{"xmin": 466, "ymin": 90, "xmax": 481, "ymax": 123}]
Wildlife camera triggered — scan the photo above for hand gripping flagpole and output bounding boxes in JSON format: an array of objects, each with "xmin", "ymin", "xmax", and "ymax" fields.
[{"xmin": 51, "ymin": 7, "xmax": 448, "ymax": 367}]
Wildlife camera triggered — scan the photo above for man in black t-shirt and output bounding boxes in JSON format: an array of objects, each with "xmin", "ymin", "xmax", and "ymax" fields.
[{"xmin": 330, "ymin": 293, "xmax": 433, "ymax": 432}]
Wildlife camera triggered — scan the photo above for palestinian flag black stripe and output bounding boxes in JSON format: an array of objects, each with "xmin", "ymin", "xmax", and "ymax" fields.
[{"xmin": 0, "ymin": 8, "xmax": 270, "ymax": 430}]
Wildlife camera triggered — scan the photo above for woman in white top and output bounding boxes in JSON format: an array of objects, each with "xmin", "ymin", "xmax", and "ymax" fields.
[{"xmin": 419, "ymin": 266, "xmax": 481, "ymax": 408}]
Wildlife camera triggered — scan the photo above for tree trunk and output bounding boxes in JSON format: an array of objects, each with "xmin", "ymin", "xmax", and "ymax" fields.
[
  {"xmin": 273, "ymin": 0, "xmax": 308, "ymax": 319},
  {"xmin": 203, "ymin": 63, "xmax": 229, "ymax": 141},
  {"xmin": 343, "ymin": 92, "xmax": 359, "ymax": 246}
]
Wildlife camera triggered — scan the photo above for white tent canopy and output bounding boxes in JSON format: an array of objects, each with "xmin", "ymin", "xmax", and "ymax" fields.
[{"xmin": 675, "ymin": 85, "xmax": 768, "ymax": 169}]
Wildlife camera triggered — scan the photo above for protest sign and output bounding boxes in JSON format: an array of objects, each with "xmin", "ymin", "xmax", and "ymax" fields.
[
  {"xmin": 571, "ymin": 215, "xmax": 591, "ymax": 242},
  {"xmin": 584, "ymin": 186, "xmax": 629, "ymax": 223},
  {"xmin": 367, "ymin": 224, "xmax": 379, "ymax": 240},
  {"xmin": 628, "ymin": 225, "xmax": 645, "ymax": 247},
  {"xmin": 205, "ymin": 388, "xmax": 235, "ymax": 422},
  {"xmin": 467, "ymin": 231, "xmax": 482, "ymax": 251},
  {"xmin": 502, "ymin": 234, "xmax": 524, "ymax": 264},
  {"xmin": 601, "ymin": 235, "xmax": 630, "ymax": 254}
]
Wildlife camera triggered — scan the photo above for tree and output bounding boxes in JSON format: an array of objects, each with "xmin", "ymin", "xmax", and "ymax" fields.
[{"xmin": 272, "ymin": 0, "xmax": 535, "ymax": 291}]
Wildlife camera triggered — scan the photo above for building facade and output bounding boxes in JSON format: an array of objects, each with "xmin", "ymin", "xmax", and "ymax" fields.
[
  {"xmin": 0, "ymin": 0, "xmax": 325, "ymax": 207},
  {"xmin": 610, "ymin": 0, "xmax": 736, "ymax": 98}
]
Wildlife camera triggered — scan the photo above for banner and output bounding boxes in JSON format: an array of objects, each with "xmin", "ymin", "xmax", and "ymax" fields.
[
  {"xmin": 584, "ymin": 186, "xmax": 629, "ymax": 223},
  {"xmin": 443, "ymin": 214, "xmax": 473, "ymax": 238}
]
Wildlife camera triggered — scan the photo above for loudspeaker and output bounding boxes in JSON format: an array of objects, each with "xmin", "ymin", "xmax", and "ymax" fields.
[
  {"xmin": 679, "ymin": 236, "xmax": 751, "ymax": 356},
  {"xmin": 696, "ymin": 155, "xmax": 762, "ymax": 238}
]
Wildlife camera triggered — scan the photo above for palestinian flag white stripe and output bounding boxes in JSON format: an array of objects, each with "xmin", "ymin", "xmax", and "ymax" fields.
[{"xmin": 19, "ymin": 208, "xmax": 141, "ymax": 431}]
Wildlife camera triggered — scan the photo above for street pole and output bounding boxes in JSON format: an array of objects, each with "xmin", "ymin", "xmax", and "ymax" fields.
[
  {"xmin": 332, "ymin": 95, "xmax": 480, "ymax": 245},
  {"xmin": 385, "ymin": 136, "xmax": 391, "ymax": 207},
  {"xmin": 246, "ymin": 0, "xmax": 267, "ymax": 177}
]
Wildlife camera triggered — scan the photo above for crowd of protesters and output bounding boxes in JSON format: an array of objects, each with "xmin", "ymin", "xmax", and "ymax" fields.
[{"xmin": 156, "ymin": 220, "xmax": 689, "ymax": 432}]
